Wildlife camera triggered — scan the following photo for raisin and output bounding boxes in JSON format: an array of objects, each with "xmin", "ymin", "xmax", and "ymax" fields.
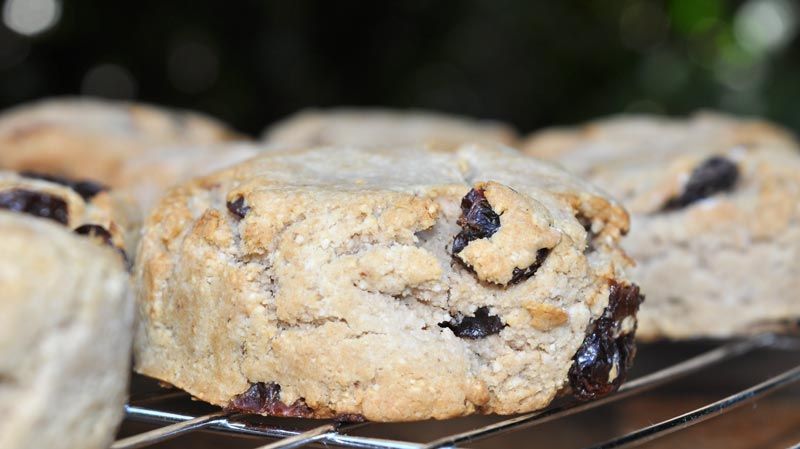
[
  {"xmin": 226, "ymin": 196, "xmax": 250, "ymax": 219},
  {"xmin": 606, "ymin": 281, "xmax": 645, "ymax": 322},
  {"xmin": 0, "ymin": 189, "xmax": 68, "ymax": 224},
  {"xmin": 74, "ymin": 224, "xmax": 113, "ymax": 245},
  {"xmin": 663, "ymin": 156, "xmax": 739, "ymax": 211},
  {"xmin": 576, "ymin": 213, "xmax": 593, "ymax": 234},
  {"xmin": 439, "ymin": 306, "xmax": 505, "ymax": 339},
  {"xmin": 334, "ymin": 413, "xmax": 367, "ymax": 423},
  {"xmin": 509, "ymin": 248, "xmax": 551, "ymax": 284},
  {"xmin": 568, "ymin": 281, "xmax": 644, "ymax": 401},
  {"xmin": 227, "ymin": 382, "xmax": 313, "ymax": 418},
  {"xmin": 71, "ymin": 181, "xmax": 107, "ymax": 201},
  {"xmin": 74, "ymin": 224, "xmax": 130, "ymax": 267},
  {"xmin": 452, "ymin": 188, "xmax": 500, "ymax": 255},
  {"xmin": 576, "ymin": 213, "xmax": 597, "ymax": 253},
  {"xmin": 228, "ymin": 382, "xmax": 279, "ymax": 413},
  {"xmin": 20, "ymin": 171, "xmax": 107, "ymax": 201}
]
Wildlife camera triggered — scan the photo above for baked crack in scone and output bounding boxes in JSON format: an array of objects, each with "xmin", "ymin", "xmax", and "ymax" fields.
[
  {"xmin": 0, "ymin": 212, "xmax": 133, "ymax": 449},
  {"xmin": 523, "ymin": 112, "xmax": 800, "ymax": 339},
  {"xmin": 0, "ymin": 97, "xmax": 241, "ymax": 185},
  {"xmin": 134, "ymin": 144, "xmax": 641, "ymax": 421},
  {"xmin": 262, "ymin": 108, "xmax": 517, "ymax": 147}
]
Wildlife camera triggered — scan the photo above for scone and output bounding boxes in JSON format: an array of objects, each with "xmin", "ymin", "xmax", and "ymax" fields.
[
  {"xmin": 262, "ymin": 108, "xmax": 517, "ymax": 147},
  {"xmin": 523, "ymin": 112, "xmax": 800, "ymax": 339},
  {"xmin": 0, "ymin": 212, "xmax": 133, "ymax": 449},
  {"xmin": 0, "ymin": 97, "xmax": 241, "ymax": 185},
  {"xmin": 134, "ymin": 143, "xmax": 642, "ymax": 421},
  {"xmin": 117, "ymin": 142, "xmax": 260, "ymax": 213},
  {"xmin": 0, "ymin": 170, "xmax": 135, "ymax": 258}
]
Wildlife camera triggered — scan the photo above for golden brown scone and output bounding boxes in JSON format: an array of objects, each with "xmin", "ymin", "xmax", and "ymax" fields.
[
  {"xmin": 522, "ymin": 112, "xmax": 800, "ymax": 339},
  {"xmin": 0, "ymin": 211, "xmax": 133, "ymax": 449},
  {"xmin": 262, "ymin": 108, "xmax": 517, "ymax": 147},
  {"xmin": 0, "ymin": 97, "xmax": 241, "ymax": 185},
  {"xmin": 134, "ymin": 143, "xmax": 642, "ymax": 422}
]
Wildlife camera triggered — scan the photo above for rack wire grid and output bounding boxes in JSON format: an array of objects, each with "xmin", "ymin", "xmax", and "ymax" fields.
[{"xmin": 114, "ymin": 333, "xmax": 800, "ymax": 449}]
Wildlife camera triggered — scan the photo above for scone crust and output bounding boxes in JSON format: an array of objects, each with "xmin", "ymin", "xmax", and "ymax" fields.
[
  {"xmin": 523, "ymin": 112, "xmax": 800, "ymax": 339},
  {"xmin": 262, "ymin": 108, "xmax": 517, "ymax": 147},
  {"xmin": 135, "ymin": 143, "xmax": 636, "ymax": 421},
  {"xmin": 0, "ymin": 97, "xmax": 240, "ymax": 185}
]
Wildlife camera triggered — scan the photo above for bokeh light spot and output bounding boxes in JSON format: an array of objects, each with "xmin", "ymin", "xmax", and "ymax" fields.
[
  {"xmin": 720, "ymin": 90, "xmax": 765, "ymax": 114},
  {"xmin": 2, "ymin": 0, "xmax": 61, "ymax": 36},
  {"xmin": 80, "ymin": 63, "xmax": 137, "ymax": 99},
  {"xmin": 734, "ymin": 0, "xmax": 797, "ymax": 55},
  {"xmin": 640, "ymin": 50, "xmax": 690, "ymax": 95},
  {"xmin": 167, "ymin": 39, "xmax": 219, "ymax": 94}
]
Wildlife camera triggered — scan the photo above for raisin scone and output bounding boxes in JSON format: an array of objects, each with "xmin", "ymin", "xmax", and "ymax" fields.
[
  {"xmin": 0, "ymin": 170, "xmax": 135, "ymax": 259},
  {"xmin": 134, "ymin": 143, "xmax": 642, "ymax": 421},
  {"xmin": 117, "ymin": 142, "xmax": 260, "ymax": 213},
  {"xmin": 0, "ymin": 97, "xmax": 241, "ymax": 185},
  {"xmin": 262, "ymin": 108, "xmax": 517, "ymax": 147},
  {"xmin": 0, "ymin": 212, "xmax": 133, "ymax": 449},
  {"xmin": 523, "ymin": 112, "xmax": 800, "ymax": 339}
]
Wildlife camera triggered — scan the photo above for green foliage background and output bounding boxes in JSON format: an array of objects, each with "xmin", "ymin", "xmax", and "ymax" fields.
[{"xmin": 1, "ymin": 0, "xmax": 798, "ymax": 135}]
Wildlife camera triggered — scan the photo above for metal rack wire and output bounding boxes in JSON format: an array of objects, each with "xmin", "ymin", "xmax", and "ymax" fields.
[{"xmin": 113, "ymin": 334, "xmax": 800, "ymax": 449}]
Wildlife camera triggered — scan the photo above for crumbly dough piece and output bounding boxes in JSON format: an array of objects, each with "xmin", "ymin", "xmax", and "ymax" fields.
[
  {"xmin": 262, "ymin": 108, "xmax": 517, "ymax": 147},
  {"xmin": 0, "ymin": 212, "xmax": 133, "ymax": 449},
  {"xmin": 0, "ymin": 97, "xmax": 241, "ymax": 185},
  {"xmin": 523, "ymin": 112, "xmax": 800, "ymax": 339},
  {"xmin": 135, "ymin": 143, "xmax": 641, "ymax": 421}
]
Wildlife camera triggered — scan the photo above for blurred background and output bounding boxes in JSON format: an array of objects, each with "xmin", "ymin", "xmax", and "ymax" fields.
[{"xmin": 1, "ymin": 0, "xmax": 799, "ymax": 135}]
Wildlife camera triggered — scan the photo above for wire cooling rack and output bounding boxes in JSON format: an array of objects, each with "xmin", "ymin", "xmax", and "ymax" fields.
[{"xmin": 113, "ymin": 333, "xmax": 800, "ymax": 449}]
